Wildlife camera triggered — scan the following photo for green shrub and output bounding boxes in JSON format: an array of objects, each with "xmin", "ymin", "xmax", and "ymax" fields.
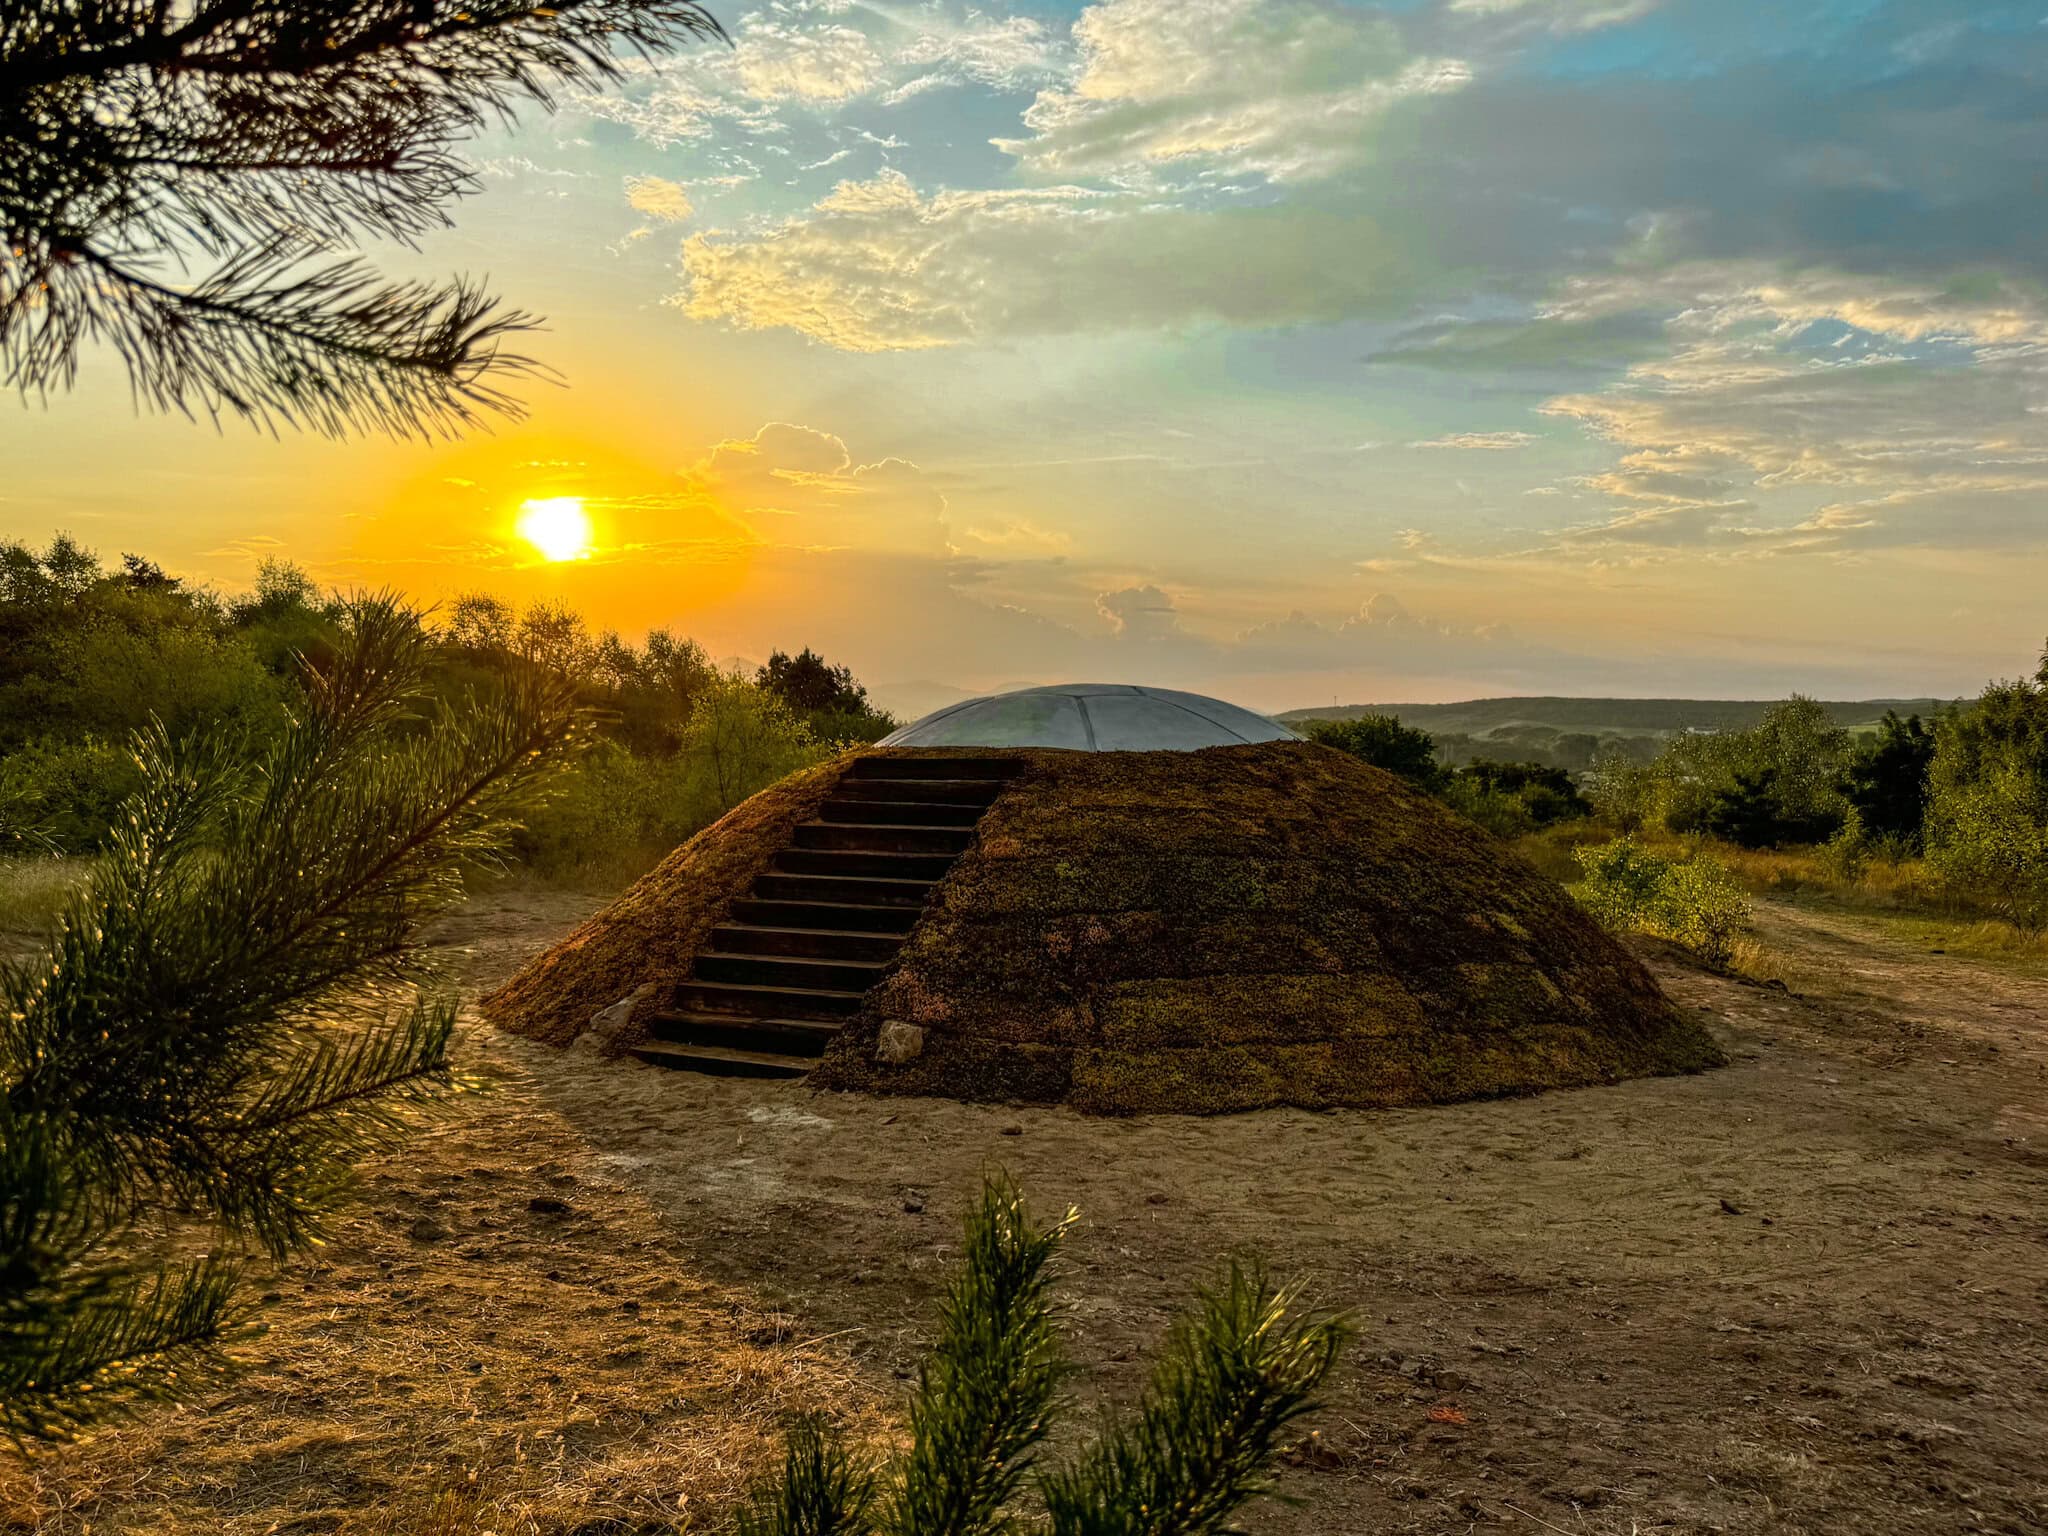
[
  {"xmin": 1927, "ymin": 770, "xmax": 2048, "ymax": 937},
  {"xmin": 1652, "ymin": 858, "xmax": 1752, "ymax": 969},
  {"xmin": 1573, "ymin": 837, "xmax": 1752, "ymax": 968},
  {"xmin": 1304, "ymin": 714, "xmax": 1446, "ymax": 791}
]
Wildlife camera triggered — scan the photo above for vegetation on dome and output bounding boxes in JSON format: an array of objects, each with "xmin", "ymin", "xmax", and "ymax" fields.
[{"xmin": 812, "ymin": 743, "xmax": 1720, "ymax": 1114}]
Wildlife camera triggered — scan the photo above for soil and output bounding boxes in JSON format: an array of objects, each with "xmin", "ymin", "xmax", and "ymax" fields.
[{"xmin": 11, "ymin": 885, "xmax": 2048, "ymax": 1535}]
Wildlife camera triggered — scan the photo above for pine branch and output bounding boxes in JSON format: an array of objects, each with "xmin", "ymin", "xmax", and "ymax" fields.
[
  {"xmin": 0, "ymin": 1246, "xmax": 244, "ymax": 1446},
  {"xmin": 736, "ymin": 1417, "xmax": 880, "ymax": 1536},
  {"xmin": 880, "ymin": 1177, "xmax": 1072, "ymax": 1536},
  {"xmin": 1038, "ymin": 1263, "xmax": 1348, "ymax": 1536},
  {"xmin": 2, "ymin": 0, "xmax": 725, "ymax": 437},
  {"xmin": 0, "ymin": 593, "xmax": 593, "ymax": 1439}
]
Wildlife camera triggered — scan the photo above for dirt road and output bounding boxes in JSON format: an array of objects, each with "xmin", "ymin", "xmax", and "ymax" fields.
[{"xmin": 13, "ymin": 889, "xmax": 2047, "ymax": 1535}]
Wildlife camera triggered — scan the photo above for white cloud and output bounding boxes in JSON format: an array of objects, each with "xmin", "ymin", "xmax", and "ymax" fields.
[
  {"xmin": 1444, "ymin": 0, "xmax": 1660, "ymax": 33},
  {"xmin": 677, "ymin": 169, "xmax": 1427, "ymax": 349},
  {"xmin": 1535, "ymin": 265, "xmax": 2048, "ymax": 554},
  {"xmin": 735, "ymin": 21, "xmax": 885, "ymax": 102},
  {"xmin": 1410, "ymin": 431, "xmax": 1538, "ymax": 450},
  {"xmin": 997, "ymin": 0, "xmax": 1469, "ymax": 183},
  {"xmin": 624, "ymin": 175, "xmax": 693, "ymax": 223}
]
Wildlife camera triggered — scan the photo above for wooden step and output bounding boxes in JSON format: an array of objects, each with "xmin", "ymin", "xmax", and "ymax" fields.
[
  {"xmin": 631, "ymin": 1042, "xmax": 814, "ymax": 1079},
  {"xmin": 645, "ymin": 1010, "xmax": 841, "ymax": 1057},
  {"xmin": 693, "ymin": 950, "xmax": 889, "ymax": 992},
  {"xmin": 730, "ymin": 897, "xmax": 921, "ymax": 933},
  {"xmin": 774, "ymin": 847, "xmax": 956, "ymax": 880},
  {"xmin": 794, "ymin": 821, "xmax": 976, "ymax": 855},
  {"xmin": 848, "ymin": 756, "xmax": 1022, "ymax": 782},
  {"xmin": 676, "ymin": 978, "xmax": 865, "ymax": 1020},
  {"xmin": 709, "ymin": 923, "xmax": 904, "ymax": 962},
  {"xmin": 753, "ymin": 872, "xmax": 936, "ymax": 907},
  {"xmin": 819, "ymin": 797, "xmax": 987, "ymax": 827},
  {"xmin": 832, "ymin": 777, "xmax": 1007, "ymax": 806}
]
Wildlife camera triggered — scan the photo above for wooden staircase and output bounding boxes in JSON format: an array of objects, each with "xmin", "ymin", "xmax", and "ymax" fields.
[{"xmin": 632, "ymin": 756, "xmax": 1021, "ymax": 1079}]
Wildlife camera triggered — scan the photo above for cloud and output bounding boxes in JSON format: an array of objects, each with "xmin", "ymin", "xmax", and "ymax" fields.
[
  {"xmin": 1410, "ymin": 431, "xmax": 1538, "ymax": 450},
  {"xmin": 996, "ymin": 0, "xmax": 1470, "ymax": 184},
  {"xmin": 624, "ymin": 175, "xmax": 693, "ymax": 223},
  {"xmin": 1533, "ymin": 264, "xmax": 2048, "ymax": 555},
  {"xmin": 734, "ymin": 20, "xmax": 884, "ymax": 103},
  {"xmin": 677, "ymin": 170, "xmax": 1432, "ymax": 349},
  {"xmin": 578, "ymin": 1, "xmax": 1063, "ymax": 143},
  {"xmin": 1443, "ymin": 0, "xmax": 1660, "ymax": 32},
  {"xmin": 694, "ymin": 422, "xmax": 953, "ymax": 555},
  {"xmin": 1097, "ymin": 583, "xmax": 1185, "ymax": 641}
]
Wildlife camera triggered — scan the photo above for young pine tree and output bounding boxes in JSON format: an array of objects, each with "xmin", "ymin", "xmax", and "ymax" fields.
[
  {"xmin": 0, "ymin": 597, "xmax": 591, "ymax": 1442},
  {"xmin": 2, "ymin": 1, "xmax": 722, "ymax": 438},
  {"xmin": 735, "ymin": 1177, "xmax": 1347, "ymax": 1536}
]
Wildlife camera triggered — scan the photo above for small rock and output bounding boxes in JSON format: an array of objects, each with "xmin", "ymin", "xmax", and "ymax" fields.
[
  {"xmin": 408, "ymin": 1215, "xmax": 451, "ymax": 1244},
  {"xmin": 1145, "ymin": 1192, "xmax": 1170, "ymax": 1206},
  {"xmin": 1000, "ymin": 1125, "xmax": 1023, "ymax": 1137},
  {"xmin": 527, "ymin": 1196, "xmax": 573, "ymax": 1216},
  {"xmin": 1718, "ymin": 1197, "xmax": 1743, "ymax": 1216},
  {"xmin": 876, "ymin": 1020, "xmax": 925, "ymax": 1064},
  {"xmin": 902, "ymin": 1199, "xmax": 926, "ymax": 1214},
  {"xmin": 583, "ymin": 982, "xmax": 659, "ymax": 1048}
]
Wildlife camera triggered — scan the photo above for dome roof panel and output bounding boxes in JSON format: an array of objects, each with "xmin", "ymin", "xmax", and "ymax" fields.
[{"xmin": 879, "ymin": 683, "xmax": 1297, "ymax": 751}]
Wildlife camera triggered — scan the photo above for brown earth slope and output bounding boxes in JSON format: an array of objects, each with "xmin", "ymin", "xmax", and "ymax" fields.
[{"xmin": 814, "ymin": 742, "xmax": 1721, "ymax": 1111}]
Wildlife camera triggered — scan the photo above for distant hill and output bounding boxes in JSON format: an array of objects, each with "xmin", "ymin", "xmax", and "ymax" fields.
[{"xmin": 1278, "ymin": 696, "xmax": 1960, "ymax": 738}]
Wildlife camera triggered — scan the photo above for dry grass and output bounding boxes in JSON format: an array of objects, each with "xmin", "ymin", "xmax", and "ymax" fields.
[
  {"xmin": 0, "ymin": 1032, "xmax": 889, "ymax": 1536},
  {"xmin": 1516, "ymin": 823, "xmax": 2048, "ymax": 983},
  {"xmin": 0, "ymin": 855, "xmax": 84, "ymax": 953}
]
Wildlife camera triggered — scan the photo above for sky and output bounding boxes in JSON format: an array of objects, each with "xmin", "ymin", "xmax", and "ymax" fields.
[{"xmin": 5, "ymin": 0, "xmax": 2048, "ymax": 716}]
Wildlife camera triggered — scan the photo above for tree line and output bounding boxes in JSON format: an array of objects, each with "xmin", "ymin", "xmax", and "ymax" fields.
[
  {"xmin": 0, "ymin": 536, "xmax": 895, "ymax": 880},
  {"xmin": 1307, "ymin": 660, "xmax": 2048, "ymax": 938}
]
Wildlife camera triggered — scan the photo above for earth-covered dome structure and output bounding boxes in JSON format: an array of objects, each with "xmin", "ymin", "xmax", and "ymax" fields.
[{"xmin": 486, "ymin": 688, "xmax": 1721, "ymax": 1115}]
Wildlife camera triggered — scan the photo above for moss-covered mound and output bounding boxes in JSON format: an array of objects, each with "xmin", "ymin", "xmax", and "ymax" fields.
[
  {"xmin": 811, "ymin": 742, "xmax": 1721, "ymax": 1114},
  {"xmin": 481, "ymin": 753, "xmax": 854, "ymax": 1046}
]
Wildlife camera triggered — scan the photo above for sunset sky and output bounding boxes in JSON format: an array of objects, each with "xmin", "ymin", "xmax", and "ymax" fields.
[{"xmin": 5, "ymin": 0, "xmax": 2046, "ymax": 715}]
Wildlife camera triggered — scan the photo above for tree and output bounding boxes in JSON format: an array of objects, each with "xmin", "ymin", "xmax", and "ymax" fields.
[
  {"xmin": 1304, "ymin": 715, "xmax": 1446, "ymax": 792},
  {"xmin": 3, "ymin": 1, "xmax": 722, "ymax": 438},
  {"xmin": 1843, "ymin": 711, "xmax": 1936, "ymax": 849},
  {"xmin": 736, "ymin": 1176, "xmax": 1346, "ymax": 1536},
  {"xmin": 681, "ymin": 672, "xmax": 827, "ymax": 814},
  {"xmin": 0, "ymin": 597, "xmax": 590, "ymax": 1441},
  {"xmin": 1926, "ymin": 642, "xmax": 2048, "ymax": 935}
]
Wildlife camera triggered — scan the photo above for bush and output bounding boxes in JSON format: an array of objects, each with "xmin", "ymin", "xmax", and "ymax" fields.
[
  {"xmin": 1304, "ymin": 714, "xmax": 1445, "ymax": 791},
  {"xmin": 1574, "ymin": 837, "xmax": 1752, "ymax": 968},
  {"xmin": 1927, "ymin": 771, "xmax": 2048, "ymax": 937}
]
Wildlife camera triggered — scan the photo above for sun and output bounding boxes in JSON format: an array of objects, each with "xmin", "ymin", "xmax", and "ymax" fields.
[{"xmin": 516, "ymin": 497, "xmax": 593, "ymax": 562}]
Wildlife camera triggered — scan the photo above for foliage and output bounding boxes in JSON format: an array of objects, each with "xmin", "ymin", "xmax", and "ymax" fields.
[
  {"xmin": 681, "ymin": 672, "xmax": 833, "ymax": 817},
  {"xmin": 1843, "ymin": 711, "xmax": 1936, "ymax": 850},
  {"xmin": 0, "ymin": 538, "xmax": 891, "ymax": 882},
  {"xmin": 1704, "ymin": 766, "xmax": 1840, "ymax": 849},
  {"xmin": 1442, "ymin": 759, "xmax": 1590, "ymax": 838},
  {"xmin": 758, "ymin": 648, "xmax": 896, "ymax": 744},
  {"xmin": 2, "ymin": 0, "xmax": 722, "ymax": 438},
  {"xmin": 1925, "ymin": 644, "xmax": 2048, "ymax": 937},
  {"xmin": 735, "ymin": 1175, "xmax": 1346, "ymax": 1536},
  {"xmin": 1573, "ymin": 837, "xmax": 1752, "ymax": 969},
  {"xmin": 1583, "ymin": 747, "xmax": 1657, "ymax": 833},
  {"xmin": 0, "ymin": 598, "xmax": 589, "ymax": 1442},
  {"xmin": 1304, "ymin": 714, "xmax": 1446, "ymax": 791}
]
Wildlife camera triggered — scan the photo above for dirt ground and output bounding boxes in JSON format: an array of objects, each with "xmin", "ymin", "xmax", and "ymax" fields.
[{"xmin": 9, "ymin": 885, "xmax": 2047, "ymax": 1535}]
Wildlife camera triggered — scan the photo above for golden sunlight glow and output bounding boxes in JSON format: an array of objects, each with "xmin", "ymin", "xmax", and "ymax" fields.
[{"xmin": 516, "ymin": 497, "xmax": 593, "ymax": 562}]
